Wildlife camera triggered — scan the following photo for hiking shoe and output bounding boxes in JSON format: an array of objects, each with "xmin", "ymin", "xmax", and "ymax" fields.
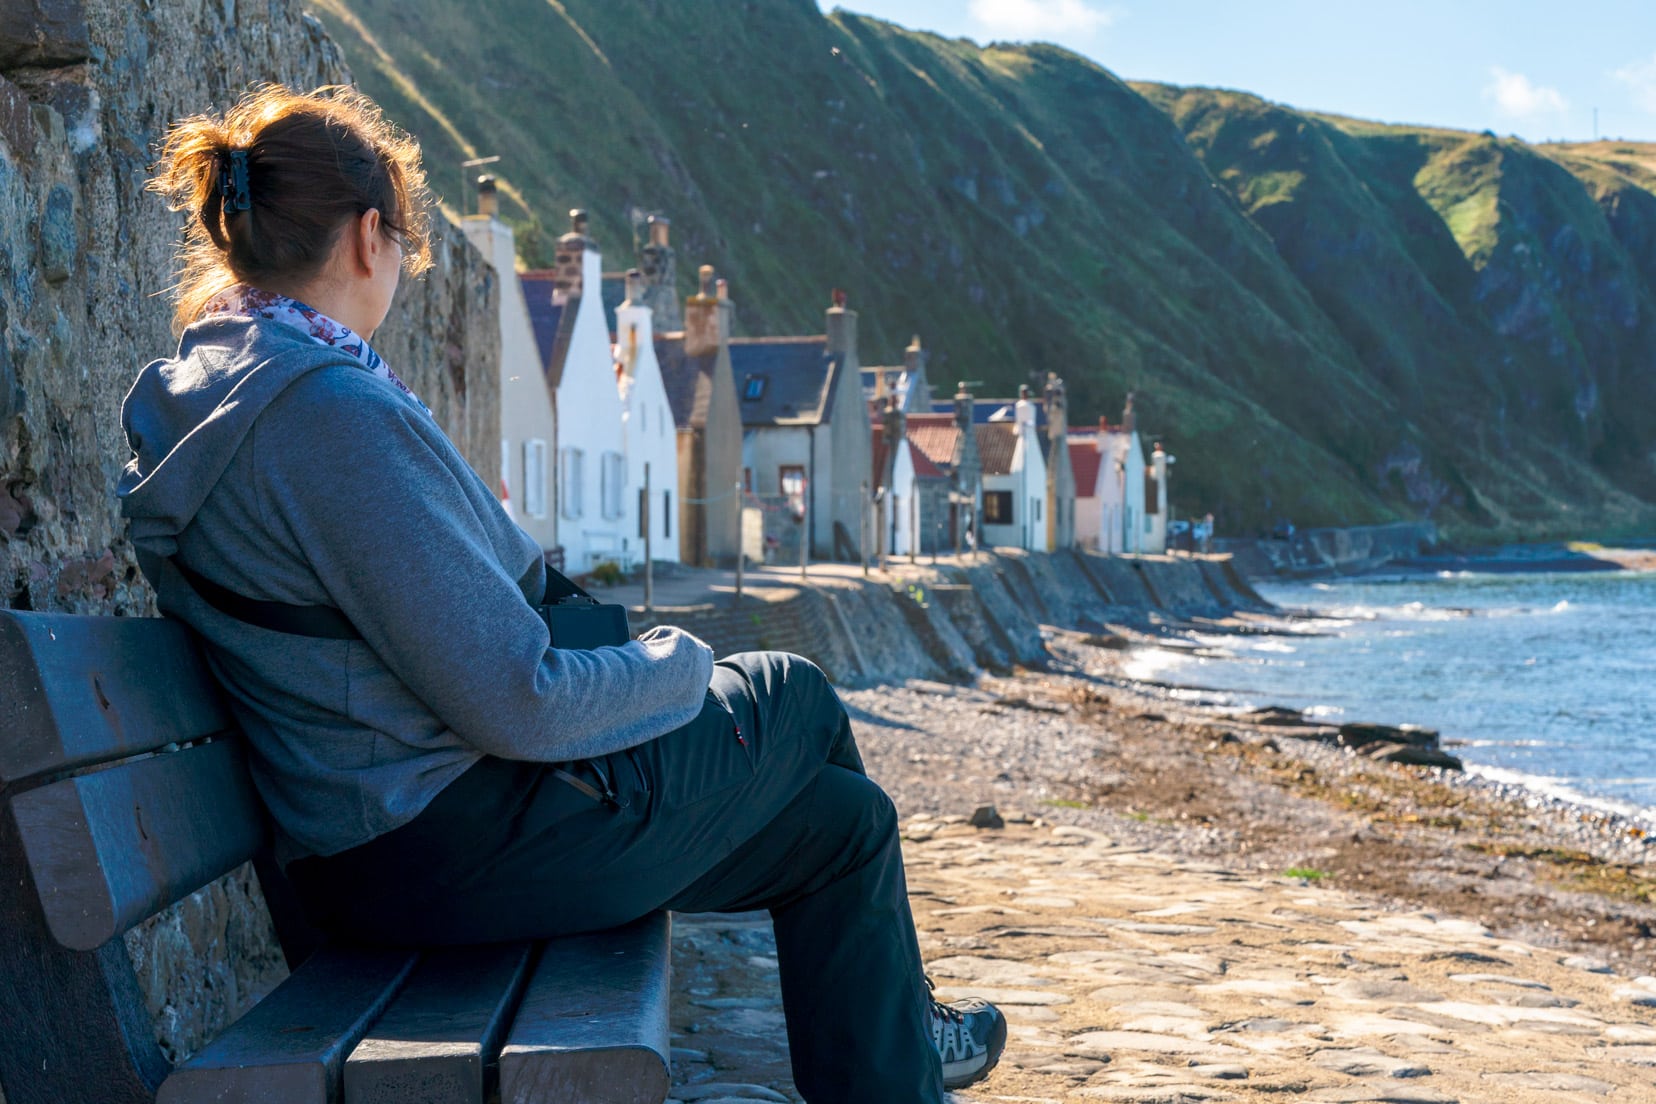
[{"xmin": 927, "ymin": 978, "xmax": 1007, "ymax": 1089}]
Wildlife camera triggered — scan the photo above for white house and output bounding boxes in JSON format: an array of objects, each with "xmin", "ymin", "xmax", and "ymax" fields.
[
  {"xmin": 460, "ymin": 178, "xmax": 557, "ymax": 550},
  {"xmin": 613, "ymin": 269, "xmax": 679, "ymax": 563},
  {"xmin": 522, "ymin": 211, "xmax": 633, "ymax": 572},
  {"xmin": 1070, "ymin": 421, "xmax": 1146, "ymax": 553},
  {"xmin": 974, "ymin": 392, "xmax": 1047, "ymax": 551}
]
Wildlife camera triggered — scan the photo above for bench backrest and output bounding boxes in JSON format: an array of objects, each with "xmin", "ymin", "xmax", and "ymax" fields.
[
  {"xmin": 0, "ymin": 611, "xmax": 267, "ymax": 951},
  {"xmin": 0, "ymin": 610, "xmax": 270, "ymax": 1104}
]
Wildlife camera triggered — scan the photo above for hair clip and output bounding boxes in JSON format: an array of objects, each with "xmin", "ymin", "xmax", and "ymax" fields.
[{"xmin": 219, "ymin": 149, "xmax": 251, "ymax": 214}]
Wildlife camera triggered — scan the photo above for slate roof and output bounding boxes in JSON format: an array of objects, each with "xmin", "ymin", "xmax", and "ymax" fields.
[
  {"xmin": 519, "ymin": 271, "xmax": 572, "ymax": 387},
  {"xmin": 1070, "ymin": 440, "xmax": 1102, "ymax": 496},
  {"xmin": 728, "ymin": 336, "xmax": 843, "ymax": 426},
  {"xmin": 904, "ymin": 413, "xmax": 962, "ymax": 473},
  {"xmin": 975, "ymin": 422, "xmax": 1020, "ymax": 476},
  {"xmin": 932, "ymin": 397, "xmax": 1048, "ymax": 427},
  {"xmin": 654, "ymin": 332, "xmax": 719, "ymax": 430}
]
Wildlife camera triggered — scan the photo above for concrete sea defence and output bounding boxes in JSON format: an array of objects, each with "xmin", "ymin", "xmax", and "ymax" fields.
[{"xmin": 632, "ymin": 550, "xmax": 1270, "ymax": 685}]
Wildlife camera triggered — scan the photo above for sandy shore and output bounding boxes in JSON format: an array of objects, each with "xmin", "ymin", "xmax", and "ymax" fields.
[{"xmin": 666, "ymin": 614, "xmax": 1656, "ymax": 1102}]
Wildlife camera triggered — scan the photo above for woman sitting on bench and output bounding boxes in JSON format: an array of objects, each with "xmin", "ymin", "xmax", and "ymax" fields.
[{"xmin": 118, "ymin": 84, "xmax": 1004, "ymax": 1102}]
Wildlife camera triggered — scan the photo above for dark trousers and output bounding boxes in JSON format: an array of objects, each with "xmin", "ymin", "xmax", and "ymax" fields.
[{"xmin": 290, "ymin": 652, "xmax": 945, "ymax": 1103}]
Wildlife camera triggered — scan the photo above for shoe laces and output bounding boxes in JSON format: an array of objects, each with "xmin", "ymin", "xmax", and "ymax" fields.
[{"xmin": 926, "ymin": 975, "xmax": 966, "ymax": 1024}]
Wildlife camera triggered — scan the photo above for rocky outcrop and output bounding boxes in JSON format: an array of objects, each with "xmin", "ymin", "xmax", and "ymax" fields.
[{"xmin": 0, "ymin": 0, "xmax": 499, "ymax": 1065}]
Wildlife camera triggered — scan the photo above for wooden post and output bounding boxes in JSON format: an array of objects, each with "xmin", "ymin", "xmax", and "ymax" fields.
[
  {"xmin": 733, "ymin": 482, "xmax": 744, "ymax": 605},
  {"xmin": 910, "ymin": 491, "xmax": 919, "ymax": 564},
  {"xmin": 860, "ymin": 480, "xmax": 869, "ymax": 578},
  {"xmin": 642, "ymin": 464, "xmax": 653, "ymax": 613}
]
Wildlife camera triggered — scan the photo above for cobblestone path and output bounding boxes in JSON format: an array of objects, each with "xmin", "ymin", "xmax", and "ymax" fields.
[{"xmin": 668, "ymin": 822, "xmax": 1656, "ymax": 1103}]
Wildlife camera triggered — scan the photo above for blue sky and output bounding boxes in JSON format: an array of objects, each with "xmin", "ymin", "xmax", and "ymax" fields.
[{"xmin": 819, "ymin": 1, "xmax": 1656, "ymax": 142}]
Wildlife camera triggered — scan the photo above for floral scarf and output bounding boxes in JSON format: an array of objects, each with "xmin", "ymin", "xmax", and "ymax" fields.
[{"xmin": 202, "ymin": 284, "xmax": 430, "ymax": 414}]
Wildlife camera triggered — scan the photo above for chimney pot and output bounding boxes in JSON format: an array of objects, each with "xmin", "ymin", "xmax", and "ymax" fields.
[
  {"xmin": 716, "ymin": 277, "xmax": 729, "ymax": 301},
  {"xmin": 697, "ymin": 264, "xmax": 716, "ymax": 298},
  {"xmin": 476, "ymin": 175, "xmax": 498, "ymax": 219},
  {"xmin": 624, "ymin": 267, "xmax": 646, "ymax": 305},
  {"xmin": 648, "ymin": 215, "xmax": 671, "ymax": 247},
  {"xmin": 831, "ymin": 288, "xmax": 848, "ymax": 309},
  {"xmin": 569, "ymin": 208, "xmax": 588, "ymax": 235}
]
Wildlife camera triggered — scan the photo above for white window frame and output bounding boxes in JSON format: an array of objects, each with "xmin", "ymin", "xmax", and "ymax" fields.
[
  {"xmin": 522, "ymin": 439, "xmax": 548, "ymax": 519},
  {"xmin": 560, "ymin": 447, "xmax": 584, "ymax": 519},
  {"xmin": 601, "ymin": 450, "xmax": 626, "ymax": 520}
]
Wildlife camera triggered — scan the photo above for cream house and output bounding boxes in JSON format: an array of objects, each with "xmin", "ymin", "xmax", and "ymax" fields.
[{"xmin": 460, "ymin": 178, "xmax": 556, "ymax": 550}]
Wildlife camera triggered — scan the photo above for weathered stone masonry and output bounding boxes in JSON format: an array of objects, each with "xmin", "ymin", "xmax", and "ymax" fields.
[{"xmin": 0, "ymin": 0, "xmax": 501, "ymax": 1069}]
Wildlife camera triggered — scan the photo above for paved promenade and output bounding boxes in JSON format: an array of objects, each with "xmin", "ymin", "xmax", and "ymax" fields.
[{"xmin": 668, "ymin": 822, "xmax": 1656, "ymax": 1103}]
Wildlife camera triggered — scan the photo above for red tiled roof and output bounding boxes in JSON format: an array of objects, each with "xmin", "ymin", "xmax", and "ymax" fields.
[
  {"xmin": 904, "ymin": 413, "xmax": 961, "ymax": 470},
  {"xmin": 1070, "ymin": 441, "xmax": 1102, "ymax": 496},
  {"xmin": 975, "ymin": 422, "xmax": 1019, "ymax": 476},
  {"xmin": 909, "ymin": 439, "xmax": 945, "ymax": 479}
]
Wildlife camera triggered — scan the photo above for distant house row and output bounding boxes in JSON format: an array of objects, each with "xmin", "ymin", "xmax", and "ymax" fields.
[{"xmin": 463, "ymin": 188, "xmax": 1172, "ymax": 573}]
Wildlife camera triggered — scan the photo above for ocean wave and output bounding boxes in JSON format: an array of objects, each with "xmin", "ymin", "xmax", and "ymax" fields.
[{"xmin": 1463, "ymin": 764, "xmax": 1654, "ymax": 821}]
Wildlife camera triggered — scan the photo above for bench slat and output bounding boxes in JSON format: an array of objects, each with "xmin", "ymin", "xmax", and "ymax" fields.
[
  {"xmin": 158, "ymin": 946, "xmax": 418, "ymax": 1104},
  {"xmin": 343, "ymin": 942, "xmax": 533, "ymax": 1104},
  {"xmin": 0, "ymin": 612, "xmax": 232, "ymax": 787},
  {"xmin": 498, "ymin": 912, "xmax": 672, "ymax": 1104},
  {"xmin": 10, "ymin": 738, "xmax": 268, "ymax": 951}
]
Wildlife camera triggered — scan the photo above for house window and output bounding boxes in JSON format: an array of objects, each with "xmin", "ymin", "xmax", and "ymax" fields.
[
  {"xmin": 1034, "ymin": 498, "xmax": 1042, "ymax": 523},
  {"xmin": 523, "ymin": 439, "xmax": 548, "ymax": 518},
  {"xmin": 559, "ymin": 447, "xmax": 584, "ymax": 519},
  {"xmin": 601, "ymin": 451, "xmax": 626, "ymax": 520},
  {"xmin": 780, "ymin": 464, "xmax": 806, "ymax": 519},
  {"xmin": 743, "ymin": 375, "xmax": 767, "ymax": 401},
  {"xmin": 1145, "ymin": 473, "xmax": 1160, "ymax": 514},
  {"xmin": 983, "ymin": 490, "xmax": 1013, "ymax": 524},
  {"xmin": 663, "ymin": 491, "xmax": 671, "ymax": 539}
]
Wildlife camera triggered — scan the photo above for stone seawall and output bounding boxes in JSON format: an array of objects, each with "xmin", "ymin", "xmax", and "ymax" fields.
[
  {"xmin": 635, "ymin": 551, "xmax": 1264, "ymax": 685},
  {"xmin": 0, "ymin": 0, "xmax": 502, "ymax": 1077}
]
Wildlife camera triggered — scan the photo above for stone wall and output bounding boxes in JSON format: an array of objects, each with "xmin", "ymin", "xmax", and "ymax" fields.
[{"xmin": 0, "ymin": 0, "xmax": 499, "ymax": 1071}]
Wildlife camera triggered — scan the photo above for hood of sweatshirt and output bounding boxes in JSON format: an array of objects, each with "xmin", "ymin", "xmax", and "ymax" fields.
[{"xmin": 118, "ymin": 316, "xmax": 364, "ymax": 559}]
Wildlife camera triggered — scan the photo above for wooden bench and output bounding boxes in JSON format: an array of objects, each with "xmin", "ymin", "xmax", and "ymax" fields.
[{"xmin": 0, "ymin": 610, "xmax": 672, "ymax": 1104}]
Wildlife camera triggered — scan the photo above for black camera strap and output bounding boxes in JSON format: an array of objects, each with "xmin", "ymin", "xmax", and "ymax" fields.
[{"xmin": 172, "ymin": 558, "xmax": 362, "ymax": 640}]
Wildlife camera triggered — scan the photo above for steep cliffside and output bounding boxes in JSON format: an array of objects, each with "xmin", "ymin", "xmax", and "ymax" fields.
[
  {"xmin": 0, "ymin": 0, "xmax": 500, "ymax": 1063},
  {"xmin": 310, "ymin": 0, "xmax": 1656, "ymax": 540}
]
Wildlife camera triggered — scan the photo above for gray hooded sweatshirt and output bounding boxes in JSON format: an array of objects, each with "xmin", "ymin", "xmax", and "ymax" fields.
[{"xmin": 119, "ymin": 315, "xmax": 714, "ymax": 858}]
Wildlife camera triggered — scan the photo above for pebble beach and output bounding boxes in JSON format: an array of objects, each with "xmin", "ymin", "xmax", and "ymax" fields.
[{"xmin": 666, "ymin": 619, "xmax": 1656, "ymax": 1102}]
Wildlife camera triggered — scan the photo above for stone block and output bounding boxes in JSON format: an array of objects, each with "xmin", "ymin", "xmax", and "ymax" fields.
[
  {"xmin": 0, "ymin": 75, "xmax": 31, "ymax": 153},
  {"xmin": 0, "ymin": 0, "xmax": 89, "ymax": 69},
  {"xmin": 38, "ymin": 182, "xmax": 73, "ymax": 283}
]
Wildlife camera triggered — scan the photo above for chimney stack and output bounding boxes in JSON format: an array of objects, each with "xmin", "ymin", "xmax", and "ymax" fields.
[
  {"xmin": 904, "ymin": 334, "xmax": 925, "ymax": 376},
  {"xmin": 638, "ymin": 215, "xmax": 681, "ymax": 331},
  {"xmin": 1015, "ymin": 384, "xmax": 1036, "ymax": 430},
  {"xmin": 623, "ymin": 267, "xmax": 646, "ymax": 306},
  {"xmin": 1043, "ymin": 372, "xmax": 1068, "ymax": 437},
  {"xmin": 476, "ymin": 175, "xmax": 498, "ymax": 219},
  {"xmin": 954, "ymin": 381, "xmax": 974, "ymax": 432},
  {"xmin": 554, "ymin": 208, "xmax": 592, "ymax": 301},
  {"xmin": 826, "ymin": 289, "xmax": 857, "ymax": 359},
  {"xmin": 684, "ymin": 264, "xmax": 722, "ymax": 356}
]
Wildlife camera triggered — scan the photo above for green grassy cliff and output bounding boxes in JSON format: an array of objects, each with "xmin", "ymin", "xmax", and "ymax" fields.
[{"xmin": 307, "ymin": 0, "xmax": 1656, "ymax": 541}]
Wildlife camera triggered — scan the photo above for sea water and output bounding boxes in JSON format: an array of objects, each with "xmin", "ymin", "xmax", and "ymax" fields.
[{"xmin": 1126, "ymin": 570, "xmax": 1656, "ymax": 814}]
